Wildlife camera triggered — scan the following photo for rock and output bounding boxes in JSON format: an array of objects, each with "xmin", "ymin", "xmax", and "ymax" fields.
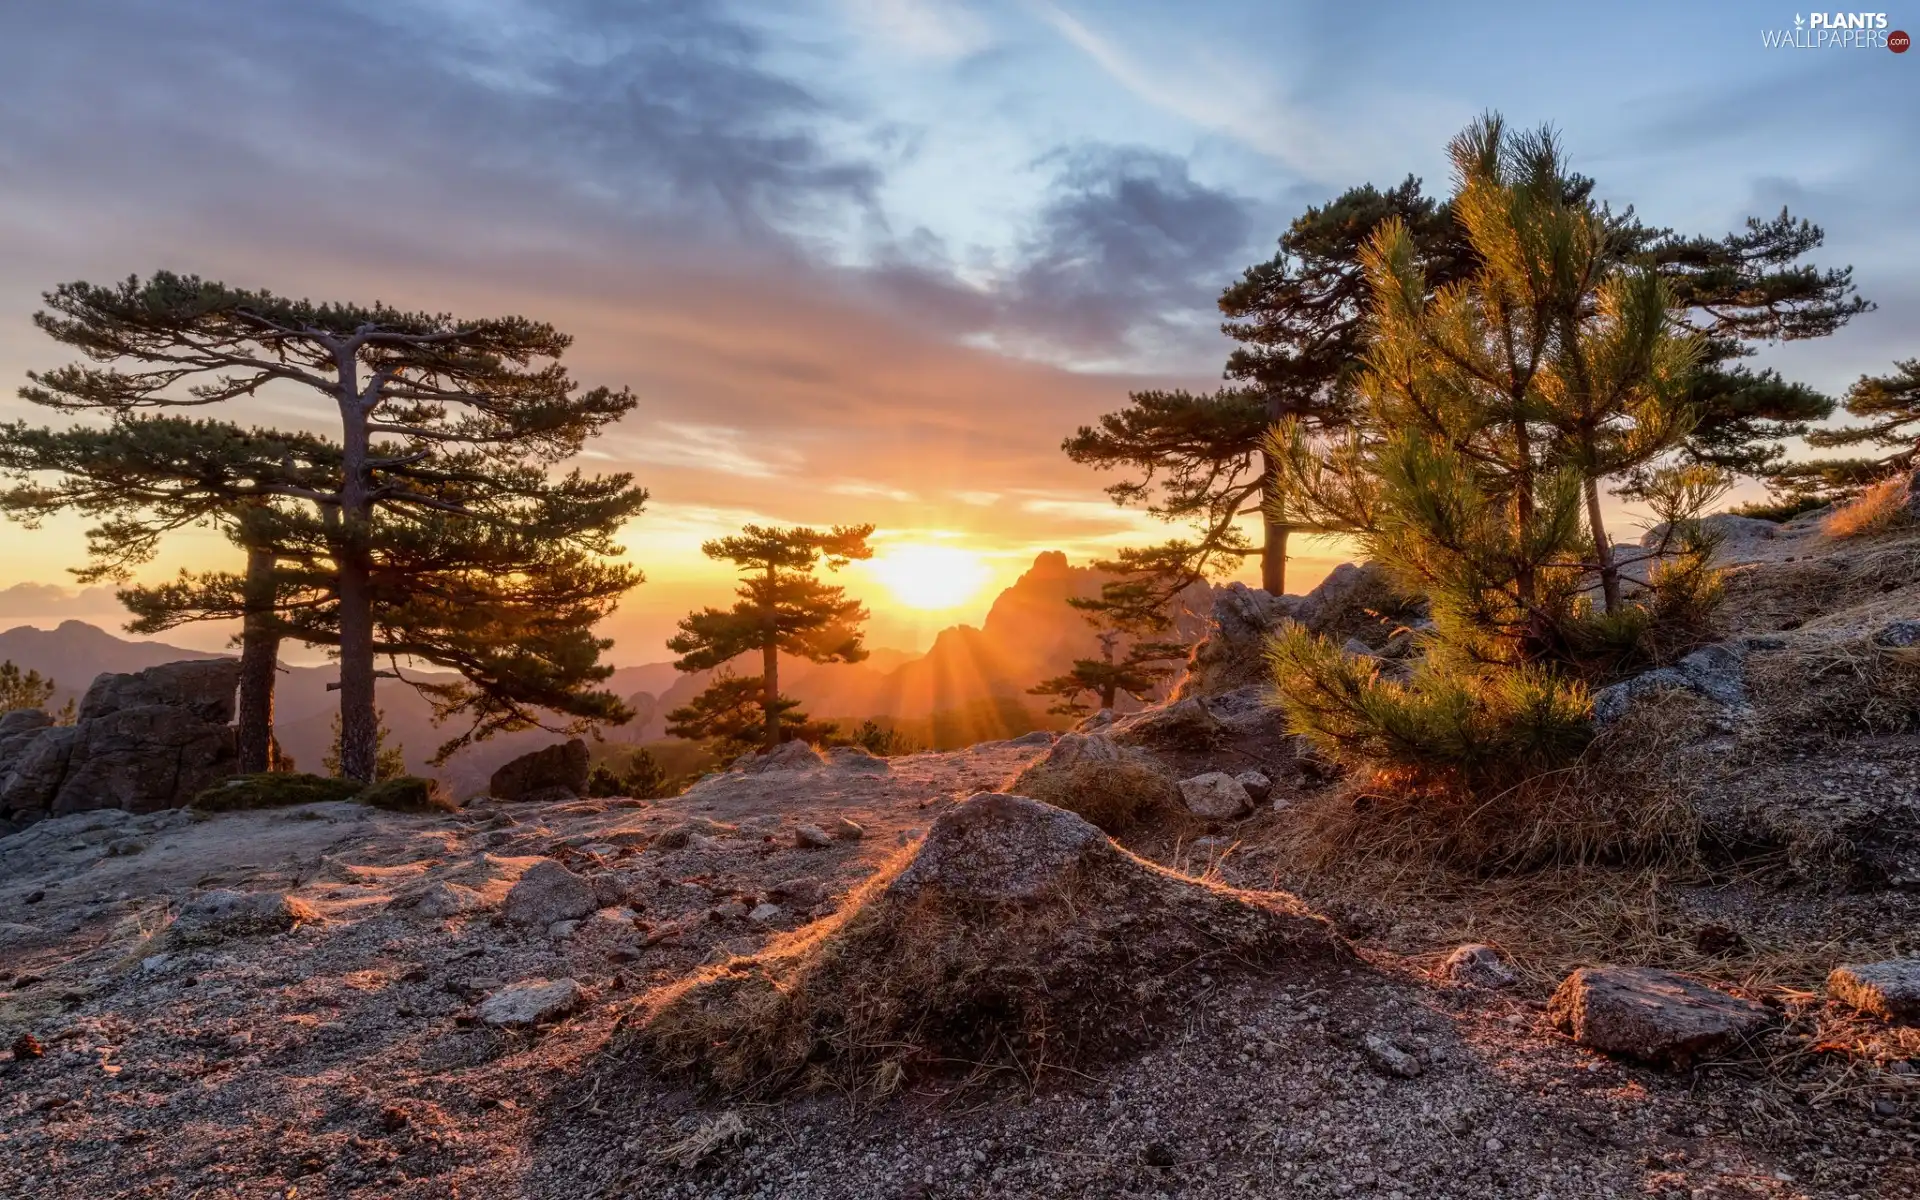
[
  {"xmin": 0, "ymin": 709, "xmax": 52, "ymax": 778},
  {"xmin": 771, "ymin": 878, "xmax": 825, "ymax": 908},
  {"xmin": 747, "ymin": 903, "xmax": 784, "ymax": 924},
  {"xmin": 79, "ymin": 658, "xmax": 241, "ymax": 725},
  {"xmin": 709, "ymin": 901, "xmax": 749, "ymax": 922},
  {"xmin": 1439, "ymin": 943, "xmax": 1517, "ymax": 988},
  {"xmin": 488, "ymin": 739, "xmax": 589, "ymax": 802},
  {"xmin": 517, "ymin": 785, "xmax": 579, "ymax": 806},
  {"xmin": 792, "ymin": 824, "xmax": 832, "ymax": 849},
  {"xmin": 732, "ymin": 741, "xmax": 827, "ymax": 774},
  {"xmin": 650, "ymin": 818, "xmax": 737, "ymax": 850},
  {"xmin": 1361, "ymin": 1032, "xmax": 1423, "ymax": 1078},
  {"xmin": 1593, "ymin": 640, "xmax": 1749, "ymax": 724},
  {"xmin": 1178, "ymin": 772, "xmax": 1253, "ymax": 820},
  {"xmin": 1035, "ymin": 731, "xmax": 1127, "ymax": 770},
  {"xmin": 1827, "ymin": 960, "xmax": 1920, "ymax": 1023},
  {"xmin": 1177, "ymin": 583, "xmax": 1300, "ymax": 698},
  {"xmin": 1872, "ymin": 620, "xmax": 1920, "ymax": 650},
  {"xmin": 51, "ymin": 705, "xmax": 237, "ymax": 817},
  {"xmin": 1007, "ymin": 732, "xmax": 1181, "ymax": 833},
  {"xmin": 476, "ymin": 977, "xmax": 583, "ymax": 1027},
  {"xmin": 1234, "ymin": 771, "xmax": 1272, "ymax": 805},
  {"xmin": 828, "ymin": 816, "xmax": 864, "ymax": 842},
  {"xmin": 1006, "ymin": 730, "xmax": 1056, "ymax": 747},
  {"xmin": 105, "ymin": 838, "xmax": 145, "ymax": 857},
  {"xmin": 503, "ymin": 860, "xmax": 597, "ymax": 927},
  {"xmin": 1074, "ymin": 709, "xmax": 1116, "ymax": 732},
  {"xmin": 409, "ymin": 882, "xmax": 490, "ymax": 919},
  {"xmin": 1547, "ymin": 966, "xmax": 1772, "ymax": 1066},
  {"xmin": 193, "ymin": 772, "xmax": 363, "ymax": 811},
  {"xmin": 0, "ymin": 724, "xmax": 79, "ymax": 822},
  {"xmin": 889, "ymin": 793, "xmax": 1107, "ymax": 903},
  {"xmin": 588, "ymin": 871, "xmax": 631, "ymax": 909},
  {"xmin": 171, "ymin": 889, "xmax": 317, "ymax": 945},
  {"xmin": 824, "ymin": 746, "xmax": 890, "ymax": 772},
  {"xmin": 1109, "ymin": 697, "xmax": 1226, "ymax": 751}
]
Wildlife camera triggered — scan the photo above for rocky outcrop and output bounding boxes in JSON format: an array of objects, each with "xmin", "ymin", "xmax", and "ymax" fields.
[
  {"xmin": 0, "ymin": 659, "xmax": 240, "ymax": 832},
  {"xmin": 1177, "ymin": 771, "xmax": 1253, "ymax": 820},
  {"xmin": 1005, "ymin": 732, "xmax": 1181, "ymax": 832},
  {"xmin": 1176, "ymin": 563, "xmax": 1421, "ymax": 699},
  {"xmin": 1548, "ymin": 966, "xmax": 1772, "ymax": 1067},
  {"xmin": 1592, "ymin": 640, "xmax": 1758, "ymax": 725},
  {"xmin": 488, "ymin": 738, "xmax": 589, "ymax": 802}
]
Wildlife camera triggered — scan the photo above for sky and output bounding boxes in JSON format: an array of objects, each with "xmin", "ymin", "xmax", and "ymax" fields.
[{"xmin": 0, "ymin": 0, "xmax": 1913, "ymax": 661}]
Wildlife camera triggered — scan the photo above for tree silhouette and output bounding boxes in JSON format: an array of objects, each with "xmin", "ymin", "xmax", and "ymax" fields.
[
  {"xmin": 667, "ymin": 524, "xmax": 872, "ymax": 754},
  {"xmin": 18, "ymin": 273, "xmax": 642, "ymax": 780}
]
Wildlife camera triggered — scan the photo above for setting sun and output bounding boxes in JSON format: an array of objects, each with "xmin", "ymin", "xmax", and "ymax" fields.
[{"xmin": 862, "ymin": 544, "xmax": 993, "ymax": 611}]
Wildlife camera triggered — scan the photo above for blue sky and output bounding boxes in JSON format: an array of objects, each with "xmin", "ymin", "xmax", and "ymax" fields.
[{"xmin": 0, "ymin": 0, "xmax": 1913, "ymax": 654}]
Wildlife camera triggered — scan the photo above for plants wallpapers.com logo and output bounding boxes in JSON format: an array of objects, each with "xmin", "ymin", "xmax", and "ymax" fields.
[{"xmin": 1761, "ymin": 11, "xmax": 1908, "ymax": 48}]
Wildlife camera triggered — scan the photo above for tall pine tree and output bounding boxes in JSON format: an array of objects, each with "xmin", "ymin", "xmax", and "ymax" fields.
[
  {"xmin": 19, "ymin": 273, "xmax": 644, "ymax": 779},
  {"xmin": 667, "ymin": 524, "xmax": 873, "ymax": 754}
]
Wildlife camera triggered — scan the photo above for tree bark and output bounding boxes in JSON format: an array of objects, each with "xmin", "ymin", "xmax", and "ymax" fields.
[
  {"xmin": 762, "ymin": 565, "xmax": 781, "ymax": 753},
  {"xmin": 1584, "ymin": 475, "xmax": 1622, "ymax": 614},
  {"xmin": 235, "ymin": 540, "xmax": 279, "ymax": 774},
  {"xmin": 1261, "ymin": 395, "xmax": 1288, "ymax": 595},
  {"xmin": 334, "ymin": 354, "xmax": 378, "ymax": 784}
]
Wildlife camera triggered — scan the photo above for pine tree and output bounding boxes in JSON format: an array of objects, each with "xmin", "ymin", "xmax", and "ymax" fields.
[
  {"xmin": 586, "ymin": 748, "xmax": 671, "ymax": 799},
  {"xmin": 19, "ymin": 273, "xmax": 643, "ymax": 781},
  {"xmin": 663, "ymin": 671, "xmax": 832, "ymax": 762},
  {"xmin": 1788, "ymin": 359, "xmax": 1920, "ymax": 495},
  {"xmin": 323, "ymin": 707, "xmax": 406, "ymax": 782},
  {"xmin": 666, "ymin": 524, "xmax": 872, "ymax": 754},
  {"xmin": 0, "ymin": 416, "xmax": 339, "ymax": 770},
  {"xmin": 0, "ymin": 661, "xmax": 59, "ymax": 715},
  {"xmin": 1267, "ymin": 116, "xmax": 1714, "ymax": 782},
  {"xmin": 1028, "ymin": 576, "xmax": 1190, "ymax": 716}
]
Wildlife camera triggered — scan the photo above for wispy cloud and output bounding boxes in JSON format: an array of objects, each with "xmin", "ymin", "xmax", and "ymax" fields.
[{"xmin": 839, "ymin": 0, "xmax": 993, "ymax": 59}]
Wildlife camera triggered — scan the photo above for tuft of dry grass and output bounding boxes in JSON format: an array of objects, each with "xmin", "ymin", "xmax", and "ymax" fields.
[
  {"xmin": 1822, "ymin": 477, "xmax": 1914, "ymax": 539},
  {"xmin": 1273, "ymin": 689, "xmax": 1715, "ymax": 875},
  {"xmin": 1742, "ymin": 634, "xmax": 1920, "ymax": 743},
  {"xmin": 622, "ymin": 836, "xmax": 1338, "ymax": 1100}
]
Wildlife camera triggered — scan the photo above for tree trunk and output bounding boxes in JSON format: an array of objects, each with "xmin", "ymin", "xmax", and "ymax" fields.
[
  {"xmin": 235, "ymin": 541, "xmax": 279, "ymax": 774},
  {"xmin": 1584, "ymin": 475, "xmax": 1622, "ymax": 614},
  {"xmin": 762, "ymin": 565, "xmax": 781, "ymax": 753},
  {"xmin": 334, "ymin": 363, "xmax": 378, "ymax": 784},
  {"xmin": 1261, "ymin": 395, "xmax": 1288, "ymax": 595}
]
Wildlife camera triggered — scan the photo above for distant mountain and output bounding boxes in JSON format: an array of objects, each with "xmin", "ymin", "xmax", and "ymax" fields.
[{"xmin": 0, "ymin": 550, "xmax": 1218, "ymax": 789}]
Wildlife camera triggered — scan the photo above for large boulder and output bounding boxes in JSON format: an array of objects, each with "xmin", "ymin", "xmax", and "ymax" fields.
[
  {"xmin": 0, "ymin": 659, "xmax": 244, "ymax": 828},
  {"xmin": 1177, "ymin": 583, "xmax": 1299, "ymax": 699},
  {"xmin": 504, "ymin": 859, "xmax": 597, "ymax": 928},
  {"xmin": 488, "ymin": 738, "xmax": 589, "ymax": 802},
  {"xmin": 1548, "ymin": 966, "xmax": 1772, "ymax": 1067},
  {"xmin": 51, "ymin": 705, "xmax": 236, "ymax": 816},
  {"xmin": 630, "ymin": 791, "xmax": 1340, "ymax": 1095},
  {"xmin": 79, "ymin": 658, "xmax": 241, "ymax": 725}
]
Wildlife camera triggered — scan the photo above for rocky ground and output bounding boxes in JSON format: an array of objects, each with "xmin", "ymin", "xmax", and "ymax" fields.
[{"xmin": 0, "ymin": 723, "xmax": 1914, "ymax": 1200}]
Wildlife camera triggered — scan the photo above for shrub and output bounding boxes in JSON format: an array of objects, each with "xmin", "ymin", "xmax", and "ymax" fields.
[
  {"xmin": 1822, "ymin": 477, "xmax": 1914, "ymax": 540},
  {"xmin": 1010, "ymin": 758, "xmax": 1182, "ymax": 834},
  {"xmin": 193, "ymin": 772, "xmax": 363, "ymax": 811},
  {"xmin": 357, "ymin": 775, "xmax": 456, "ymax": 813}
]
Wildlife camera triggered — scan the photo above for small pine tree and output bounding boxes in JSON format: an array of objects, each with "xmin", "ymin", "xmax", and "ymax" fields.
[
  {"xmin": 0, "ymin": 661, "xmax": 59, "ymax": 715},
  {"xmin": 585, "ymin": 748, "xmax": 672, "ymax": 799},
  {"xmin": 663, "ymin": 672, "xmax": 834, "ymax": 763},
  {"xmin": 667, "ymin": 524, "xmax": 872, "ymax": 754},
  {"xmin": 324, "ymin": 708, "xmax": 406, "ymax": 782},
  {"xmin": 1786, "ymin": 359, "xmax": 1920, "ymax": 499}
]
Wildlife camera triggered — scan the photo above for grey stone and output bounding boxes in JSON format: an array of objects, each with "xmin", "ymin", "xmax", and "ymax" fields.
[
  {"xmin": 792, "ymin": 824, "xmax": 832, "ymax": 849},
  {"xmin": 1177, "ymin": 582, "xmax": 1300, "ymax": 698},
  {"xmin": 1548, "ymin": 966, "xmax": 1772, "ymax": 1066},
  {"xmin": 79, "ymin": 658, "xmax": 241, "ymax": 725},
  {"xmin": 1873, "ymin": 621, "xmax": 1920, "ymax": 650},
  {"xmin": 1593, "ymin": 640, "xmax": 1749, "ymax": 725},
  {"xmin": 1439, "ymin": 943, "xmax": 1517, "ymax": 989},
  {"xmin": 771, "ymin": 877, "xmax": 825, "ymax": 908},
  {"xmin": 408, "ymin": 881, "xmax": 490, "ymax": 919},
  {"xmin": 732, "ymin": 741, "xmax": 826, "ymax": 774},
  {"xmin": 1234, "ymin": 771, "xmax": 1273, "ymax": 805},
  {"xmin": 1828, "ymin": 960, "xmax": 1920, "ymax": 1023},
  {"xmin": 747, "ymin": 903, "xmax": 784, "ymax": 924},
  {"xmin": 1006, "ymin": 730, "xmax": 1056, "ymax": 747},
  {"xmin": 1361, "ymin": 1033, "xmax": 1423, "ymax": 1078},
  {"xmin": 824, "ymin": 746, "xmax": 891, "ymax": 772},
  {"xmin": 504, "ymin": 859, "xmax": 596, "ymax": 927},
  {"xmin": 476, "ymin": 977, "xmax": 583, "ymax": 1027},
  {"xmin": 488, "ymin": 739, "xmax": 590, "ymax": 802},
  {"xmin": 828, "ymin": 816, "xmax": 864, "ymax": 842},
  {"xmin": 171, "ymin": 889, "xmax": 317, "ymax": 945},
  {"xmin": 889, "ymin": 792, "xmax": 1107, "ymax": 903},
  {"xmin": 0, "ymin": 725, "xmax": 80, "ymax": 821},
  {"xmin": 52, "ymin": 705, "xmax": 237, "ymax": 816},
  {"xmin": 1109, "ymin": 697, "xmax": 1226, "ymax": 751},
  {"xmin": 1178, "ymin": 772, "xmax": 1253, "ymax": 820}
]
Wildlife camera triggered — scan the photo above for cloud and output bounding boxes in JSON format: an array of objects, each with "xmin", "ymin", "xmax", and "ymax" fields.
[
  {"xmin": 839, "ymin": 0, "xmax": 993, "ymax": 59},
  {"xmin": 0, "ymin": 583, "xmax": 127, "ymax": 620}
]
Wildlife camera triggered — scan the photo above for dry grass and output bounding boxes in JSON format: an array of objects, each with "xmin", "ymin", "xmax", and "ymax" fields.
[
  {"xmin": 1273, "ymin": 689, "xmax": 1716, "ymax": 874},
  {"xmin": 622, "ymin": 838, "xmax": 1337, "ymax": 1100},
  {"xmin": 1006, "ymin": 756, "xmax": 1184, "ymax": 835},
  {"xmin": 1822, "ymin": 477, "xmax": 1915, "ymax": 539},
  {"xmin": 1742, "ymin": 635, "xmax": 1920, "ymax": 743}
]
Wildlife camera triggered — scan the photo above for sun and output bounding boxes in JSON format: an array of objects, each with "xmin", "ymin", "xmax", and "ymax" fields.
[{"xmin": 863, "ymin": 544, "xmax": 993, "ymax": 611}]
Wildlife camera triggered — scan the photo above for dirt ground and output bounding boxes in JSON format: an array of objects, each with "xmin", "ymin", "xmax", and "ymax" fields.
[{"xmin": 1, "ymin": 728, "xmax": 1914, "ymax": 1200}]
